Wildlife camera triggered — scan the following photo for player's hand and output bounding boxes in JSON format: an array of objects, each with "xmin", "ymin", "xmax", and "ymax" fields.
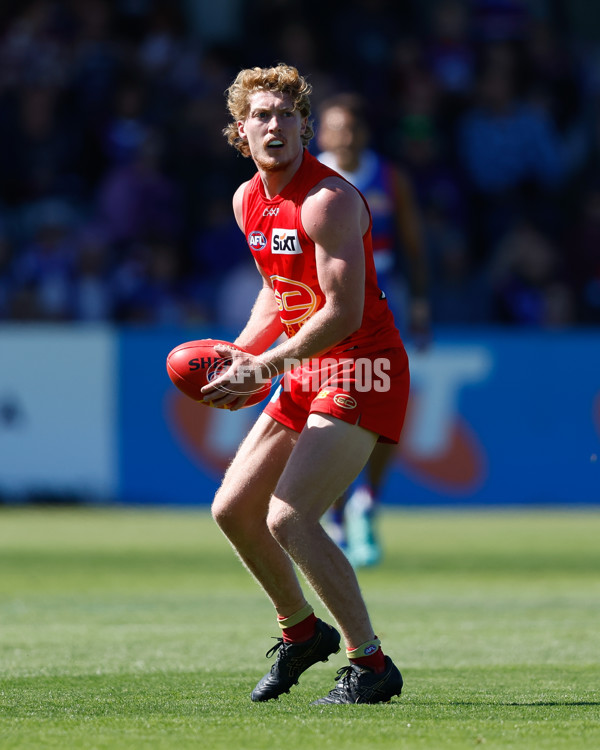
[{"xmin": 200, "ymin": 345, "xmax": 269, "ymax": 411}]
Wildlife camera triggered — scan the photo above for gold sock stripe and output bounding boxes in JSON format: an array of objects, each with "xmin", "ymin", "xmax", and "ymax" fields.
[
  {"xmin": 346, "ymin": 638, "xmax": 381, "ymax": 659},
  {"xmin": 277, "ymin": 603, "xmax": 314, "ymax": 630}
]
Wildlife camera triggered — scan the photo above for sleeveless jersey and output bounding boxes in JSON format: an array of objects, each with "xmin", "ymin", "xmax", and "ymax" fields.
[
  {"xmin": 317, "ymin": 149, "xmax": 398, "ymax": 273},
  {"xmin": 242, "ymin": 149, "xmax": 402, "ymax": 356}
]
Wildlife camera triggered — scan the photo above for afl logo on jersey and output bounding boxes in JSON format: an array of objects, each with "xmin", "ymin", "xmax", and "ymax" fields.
[
  {"xmin": 248, "ymin": 231, "xmax": 267, "ymax": 250},
  {"xmin": 272, "ymin": 228, "xmax": 302, "ymax": 254}
]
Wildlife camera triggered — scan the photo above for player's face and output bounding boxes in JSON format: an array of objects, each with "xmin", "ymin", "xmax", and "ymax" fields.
[
  {"xmin": 318, "ymin": 107, "xmax": 367, "ymax": 171},
  {"xmin": 238, "ymin": 90, "xmax": 307, "ymax": 172}
]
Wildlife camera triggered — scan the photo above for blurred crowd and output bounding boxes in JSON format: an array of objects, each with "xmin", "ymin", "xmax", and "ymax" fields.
[{"xmin": 1, "ymin": 0, "xmax": 600, "ymax": 328}]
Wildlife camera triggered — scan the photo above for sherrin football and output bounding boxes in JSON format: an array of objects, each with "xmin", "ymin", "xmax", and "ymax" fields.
[{"xmin": 166, "ymin": 338, "xmax": 272, "ymax": 409}]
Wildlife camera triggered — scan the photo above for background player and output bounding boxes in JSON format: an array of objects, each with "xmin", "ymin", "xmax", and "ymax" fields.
[
  {"xmin": 201, "ymin": 64, "xmax": 410, "ymax": 704},
  {"xmin": 316, "ymin": 93, "xmax": 431, "ymax": 567}
]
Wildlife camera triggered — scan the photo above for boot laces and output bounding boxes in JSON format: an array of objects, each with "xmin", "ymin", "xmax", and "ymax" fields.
[
  {"xmin": 265, "ymin": 637, "xmax": 287, "ymax": 660},
  {"xmin": 331, "ymin": 664, "xmax": 361, "ymax": 693},
  {"xmin": 265, "ymin": 638, "xmax": 283, "ymax": 659},
  {"xmin": 265, "ymin": 637, "xmax": 301, "ymax": 675}
]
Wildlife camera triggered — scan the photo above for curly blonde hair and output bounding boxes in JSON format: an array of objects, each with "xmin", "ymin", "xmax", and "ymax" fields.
[{"xmin": 223, "ymin": 63, "xmax": 314, "ymax": 157}]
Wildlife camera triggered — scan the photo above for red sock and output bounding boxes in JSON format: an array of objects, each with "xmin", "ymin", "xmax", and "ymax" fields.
[
  {"xmin": 278, "ymin": 612, "xmax": 317, "ymax": 643},
  {"xmin": 350, "ymin": 647, "xmax": 386, "ymax": 674}
]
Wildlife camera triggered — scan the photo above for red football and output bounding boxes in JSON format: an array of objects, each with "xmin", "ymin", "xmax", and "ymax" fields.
[{"xmin": 166, "ymin": 338, "xmax": 272, "ymax": 409}]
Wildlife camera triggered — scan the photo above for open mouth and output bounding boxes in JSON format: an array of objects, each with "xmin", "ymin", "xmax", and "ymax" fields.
[{"xmin": 267, "ymin": 140, "xmax": 284, "ymax": 149}]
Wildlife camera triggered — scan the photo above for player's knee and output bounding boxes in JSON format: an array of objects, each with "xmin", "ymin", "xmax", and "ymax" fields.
[
  {"xmin": 211, "ymin": 490, "xmax": 239, "ymax": 533},
  {"xmin": 266, "ymin": 501, "xmax": 296, "ymax": 547}
]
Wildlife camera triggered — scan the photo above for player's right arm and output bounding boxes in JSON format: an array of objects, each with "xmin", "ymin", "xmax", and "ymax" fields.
[
  {"xmin": 231, "ymin": 182, "xmax": 284, "ymax": 355},
  {"xmin": 234, "ymin": 268, "xmax": 284, "ymax": 355}
]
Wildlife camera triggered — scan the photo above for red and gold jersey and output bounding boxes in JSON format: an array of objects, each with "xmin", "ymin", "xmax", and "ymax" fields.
[{"xmin": 242, "ymin": 149, "xmax": 403, "ymax": 356}]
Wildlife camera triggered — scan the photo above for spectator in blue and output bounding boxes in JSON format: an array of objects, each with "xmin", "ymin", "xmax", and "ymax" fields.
[
  {"xmin": 487, "ymin": 220, "xmax": 574, "ymax": 326},
  {"xmin": 460, "ymin": 64, "xmax": 564, "ymax": 192},
  {"xmin": 0, "ymin": 85, "xmax": 84, "ymax": 207},
  {"xmin": 424, "ymin": 0, "xmax": 475, "ymax": 132},
  {"xmin": 397, "ymin": 115, "xmax": 489, "ymax": 323},
  {"xmin": 192, "ymin": 194, "xmax": 256, "ymax": 324},
  {"xmin": 112, "ymin": 238, "xmax": 203, "ymax": 325},
  {"xmin": 458, "ymin": 62, "xmax": 564, "ymax": 259},
  {"xmin": 95, "ymin": 128, "xmax": 182, "ymax": 247},
  {"xmin": 9, "ymin": 199, "xmax": 77, "ymax": 321},
  {"xmin": 71, "ymin": 223, "xmax": 116, "ymax": 321}
]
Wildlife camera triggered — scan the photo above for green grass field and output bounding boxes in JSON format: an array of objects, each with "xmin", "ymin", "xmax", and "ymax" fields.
[{"xmin": 0, "ymin": 507, "xmax": 599, "ymax": 749}]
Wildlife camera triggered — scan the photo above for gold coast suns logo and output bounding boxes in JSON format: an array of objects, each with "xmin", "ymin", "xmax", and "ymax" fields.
[
  {"xmin": 271, "ymin": 275, "xmax": 320, "ymax": 334},
  {"xmin": 333, "ymin": 393, "xmax": 357, "ymax": 409}
]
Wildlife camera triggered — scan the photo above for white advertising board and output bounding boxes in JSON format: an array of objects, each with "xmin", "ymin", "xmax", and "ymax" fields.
[{"xmin": 0, "ymin": 325, "xmax": 117, "ymax": 499}]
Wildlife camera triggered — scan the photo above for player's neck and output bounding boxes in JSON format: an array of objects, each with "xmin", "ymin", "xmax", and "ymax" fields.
[{"xmin": 256, "ymin": 149, "xmax": 304, "ymax": 199}]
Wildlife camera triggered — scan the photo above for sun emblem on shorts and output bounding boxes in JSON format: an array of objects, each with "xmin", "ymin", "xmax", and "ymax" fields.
[{"xmin": 333, "ymin": 394, "xmax": 357, "ymax": 409}]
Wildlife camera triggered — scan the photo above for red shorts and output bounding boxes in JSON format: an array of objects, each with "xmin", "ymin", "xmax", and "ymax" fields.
[{"xmin": 264, "ymin": 347, "xmax": 410, "ymax": 444}]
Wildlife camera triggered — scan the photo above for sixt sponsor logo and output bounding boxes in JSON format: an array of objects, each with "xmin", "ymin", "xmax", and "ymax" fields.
[
  {"xmin": 272, "ymin": 228, "xmax": 301, "ymax": 254},
  {"xmin": 248, "ymin": 231, "xmax": 267, "ymax": 250}
]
